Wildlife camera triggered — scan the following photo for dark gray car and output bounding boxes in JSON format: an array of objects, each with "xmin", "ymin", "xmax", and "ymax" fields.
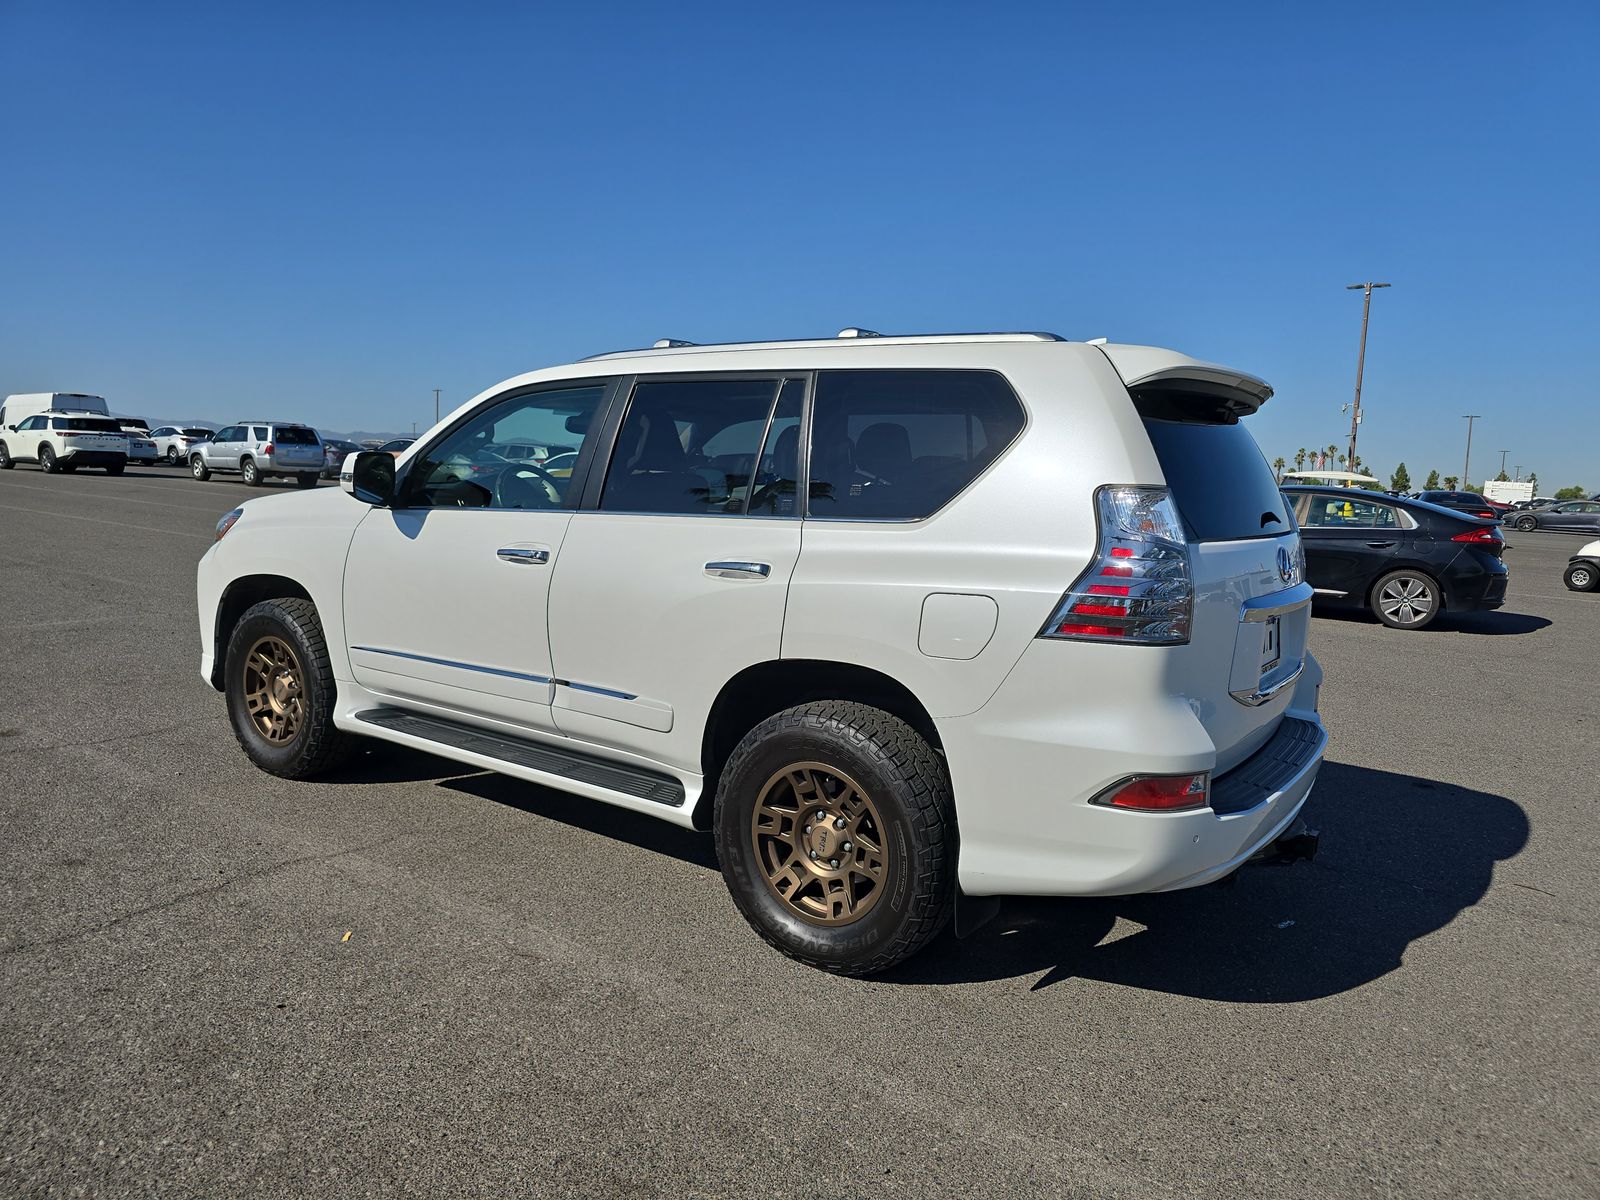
[{"xmin": 1507, "ymin": 501, "xmax": 1600, "ymax": 533}]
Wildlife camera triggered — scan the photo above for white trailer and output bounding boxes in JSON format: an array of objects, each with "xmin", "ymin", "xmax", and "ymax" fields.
[{"xmin": 1482, "ymin": 479, "xmax": 1534, "ymax": 504}]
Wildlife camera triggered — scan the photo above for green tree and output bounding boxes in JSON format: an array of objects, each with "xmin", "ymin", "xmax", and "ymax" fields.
[
  {"xmin": 1294, "ymin": 447, "xmax": 1307, "ymax": 472},
  {"xmin": 1555, "ymin": 485, "xmax": 1587, "ymax": 500},
  {"xmin": 1444, "ymin": 475, "xmax": 1460, "ymax": 489},
  {"xmin": 1495, "ymin": 469, "xmax": 1509, "ymax": 482},
  {"xmin": 1424, "ymin": 469, "xmax": 1441, "ymax": 489},
  {"xmin": 1272, "ymin": 456, "xmax": 1287, "ymax": 482},
  {"xmin": 1529, "ymin": 472, "xmax": 1539, "ymax": 492},
  {"xmin": 1391, "ymin": 462, "xmax": 1412, "ymax": 492}
]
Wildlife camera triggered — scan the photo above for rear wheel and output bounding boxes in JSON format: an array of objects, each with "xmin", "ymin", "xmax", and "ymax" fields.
[
  {"xmin": 240, "ymin": 457, "xmax": 262, "ymax": 486},
  {"xmin": 0, "ymin": 441, "xmax": 11, "ymax": 469},
  {"xmin": 1565, "ymin": 561, "xmax": 1600, "ymax": 592},
  {"xmin": 225, "ymin": 598, "xmax": 355, "ymax": 778},
  {"xmin": 296, "ymin": 472, "xmax": 318, "ymax": 489},
  {"xmin": 166, "ymin": 445, "xmax": 180, "ymax": 464},
  {"xmin": 191, "ymin": 455, "xmax": 211, "ymax": 481},
  {"xmin": 1372, "ymin": 569, "xmax": 1440, "ymax": 629},
  {"xmin": 714, "ymin": 701, "xmax": 955, "ymax": 975},
  {"xmin": 105, "ymin": 462, "xmax": 125, "ymax": 475},
  {"xmin": 1514, "ymin": 515, "xmax": 1537, "ymax": 532},
  {"xmin": 38, "ymin": 444, "xmax": 58, "ymax": 474}
]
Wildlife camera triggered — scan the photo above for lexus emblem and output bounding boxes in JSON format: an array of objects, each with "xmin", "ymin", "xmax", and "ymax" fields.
[{"xmin": 1277, "ymin": 546, "xmax": 1295, "ymax": 584}]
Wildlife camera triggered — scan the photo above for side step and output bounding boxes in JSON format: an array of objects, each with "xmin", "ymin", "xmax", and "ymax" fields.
[{"xmin": 353, "ymin": 707, "xmax": 686, "ymax": 807}]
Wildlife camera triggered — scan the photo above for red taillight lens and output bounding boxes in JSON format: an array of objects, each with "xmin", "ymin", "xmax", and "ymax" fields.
[
  {"xmin": 1040, "ymin": 487, "xmax": 1193, "ymax": 645},
  {"xmin": 1452, "ymin": 527, "xmax": 1503, "ymax": 544},
  {"xmin": 1092, "ymin": 772, "xmax": 1211, "ymax": 811},
  {"xmin": 262, "ymin": 442, "xmax": 275, "ymax": 455}
]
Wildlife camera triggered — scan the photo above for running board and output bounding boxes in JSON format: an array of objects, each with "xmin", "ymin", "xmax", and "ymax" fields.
[{"xmin": 353, "ymin": 707, "xmax": 686, "ymax": 807}]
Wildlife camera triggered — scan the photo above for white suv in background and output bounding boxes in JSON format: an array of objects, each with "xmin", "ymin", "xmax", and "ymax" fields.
[
  {"xmin": 197, "ymin": 331, "xmax": 1326, "ymax": 973},
  {"xmin": 190, "ymin": 421, "xmax": 325, "ymax": 487},
  {"xmin": 0, "ymin": 410, "xmax": 130, "ymax": 474}
]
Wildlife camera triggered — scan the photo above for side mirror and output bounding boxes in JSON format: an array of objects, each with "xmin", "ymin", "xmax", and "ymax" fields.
[{"xmin": 344, "ymin": 451, "xmax": 396, "ymax": 506}]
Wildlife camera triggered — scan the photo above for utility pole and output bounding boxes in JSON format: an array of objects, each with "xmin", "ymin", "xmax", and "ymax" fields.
[
  {"xmin": 433, "ymin": 388, "xmax": 441, "ymax": 425},
  {"xmin": 1515, "ymin": 465, "xmax": 1523, "ymax": 481},
  {"xmin": 1345, "ymin": 282, "xmax": 1390, "ymax": 471},
  {"xmin": 1497, "ymin": 449, "xmax": 1509, "ymax": 479},
  {"xmin": 1462, "ymin": 415, "xmax": 1482, "ymax": 490}
]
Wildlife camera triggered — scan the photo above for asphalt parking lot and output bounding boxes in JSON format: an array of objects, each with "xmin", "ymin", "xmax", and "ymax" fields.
[{"xmin": 2, "ymin": 464, "xmax": 1595, "ymax": 1199}]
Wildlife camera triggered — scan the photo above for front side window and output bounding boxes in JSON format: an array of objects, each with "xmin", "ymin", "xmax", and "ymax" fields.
[
  {"xmin": 18, "ymin": 416, "xmax": 45, "ymax": 431},
  {"xmin": 807, "ymin": 370, "xmax": 1025, "ymax": 520},
  {"xmin": 1301, "ymin": 495, "xmax": 1401, "ymax": 528},
  {"xmin": 403, "ymin": 384, "xmax": 606, "ymax": 510},
  {"xmin": 600, "ymin": 378, "xmax": 797, "ymax": 516}
]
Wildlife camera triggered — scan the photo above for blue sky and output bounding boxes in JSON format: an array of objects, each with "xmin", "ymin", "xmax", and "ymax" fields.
[{"xmin": 2, "ymin": 1, "xmax": 1595, "ymax": 488}]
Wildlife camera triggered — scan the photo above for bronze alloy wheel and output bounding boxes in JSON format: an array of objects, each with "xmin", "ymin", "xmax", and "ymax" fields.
[
  {"xmin": 242, "ymin": 635, "xmax": 305, "ymax": 744},
  {"xmin": 750, "ymin": 762, "xmax": 889, "ymax": 926}
]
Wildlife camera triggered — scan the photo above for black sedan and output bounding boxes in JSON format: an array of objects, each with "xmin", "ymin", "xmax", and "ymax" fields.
[
  {"xmin": 1414, "ymin": 490, "xmax": 1499, "ymax": 519},
  {"xmin": 1506, "ymin": 500, "xmax": 1600, "ymax": 534},
  {"xmin": 1283, "ymin": 487, "xmax": 1508, "ymax": 629}
]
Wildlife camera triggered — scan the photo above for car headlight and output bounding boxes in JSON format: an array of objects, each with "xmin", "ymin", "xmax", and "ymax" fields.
[{"xmin": 215, "ymin": 507, "xmax": 244, "ymax": 542}]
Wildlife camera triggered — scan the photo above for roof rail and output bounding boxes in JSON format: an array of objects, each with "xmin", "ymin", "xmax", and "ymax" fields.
[{"xmin": 582, "ymin": 330, "xmax": 1067, "ymax": 361}]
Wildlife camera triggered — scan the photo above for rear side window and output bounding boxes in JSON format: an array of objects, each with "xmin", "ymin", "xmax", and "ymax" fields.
[
  {"xmin": 1134, "ymin": 389, "xmax": 1289, "ymax": 541},
  {"xmin": 1302, "ymin": 495, "xmax": 1403, "ymax": 528},
  {"xmin": 274, "ymin": 426, "xmax": 318, "ymax": 444},
  {"xmin": 807, "ymin": 370, "xmax": 1025, "ymax": 520}
]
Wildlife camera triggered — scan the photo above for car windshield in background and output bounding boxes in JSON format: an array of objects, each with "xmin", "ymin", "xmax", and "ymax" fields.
[
  {"xmin": 275, "ymin": 426, "xmax": 318, "ymax": 444},
  {"xmin": 65, "ymin": 417, "xmax": 124, "ymax": 432},
  {"xmin": 1135, "ymin": 407, "xmax": 1288, "ymax": 541},
  {"xmin": 1422, "ymin": 491, "xmax": 1487, "ymax": 504}
]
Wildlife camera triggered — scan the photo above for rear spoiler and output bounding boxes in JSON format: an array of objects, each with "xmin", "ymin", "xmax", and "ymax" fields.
[{"xmin": 1095, "ymin": 344, "xmax": 1274, "ymax": 416}]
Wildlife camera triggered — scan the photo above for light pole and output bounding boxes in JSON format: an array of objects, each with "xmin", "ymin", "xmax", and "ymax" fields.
[
  {"xmin": 1515, "ymin": 465, "xmax": 1523, "ymax": 481},
  {"xmin": 1462, "ymin": 415, "xmax": 1482, "ymax": 490},
  {"xmin": 1497, "ymin": 449, "xmax": 1509, "ymax": 479},
  {"xmin": 1345, "ymin": 282, "xmax": 1390, "ymax": 470},
  {"xmin": 433, "ymin": 388, "xmax": 441, "ymax": 426}
]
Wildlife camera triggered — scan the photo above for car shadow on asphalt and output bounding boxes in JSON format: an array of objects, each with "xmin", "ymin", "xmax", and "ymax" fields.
[
  {"xmin": 1313, "ymin": 608, "xmax": 1552, "ymax": 635},
  {"xmin": 882, "ymin": 761, "xmax": 1529, "ymax": 999}
]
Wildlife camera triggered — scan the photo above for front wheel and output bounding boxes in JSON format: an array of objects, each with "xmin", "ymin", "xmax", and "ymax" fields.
[
  {"xmin": 714, "ymin": 701, "xmax": 955, "ymax": 975},
  {"xmin": 296, "ymin": 472, "xmax": 318, "ymax": 489},
  {"xmin": 191, "ymin": 455, "xmax": 211, "ymax": 481},
  {"xmin": 38, "ymin": 444, "xmax": 59, "ymax": 474},
  {"xmin": 224, "ymin": 598, "xmax": 355, "ymax": 778},
  {"xmin": 1565, "ymin": 561, "xmax": 1600, "ymax": 592},
  {"xmin": 1372, "ymin": 569, "xmax": 1440, "ymax": 629},
  {"xmin": 1514, "ymin": 516, "xmax": 1537, "ymax": 532},
  {"xmin": 240, "ymin": 457, "xmax": 262, "ymax": 486},
  {"xmin": 0, "ymin": 441, "xmax": 12, "ymax": 469}
]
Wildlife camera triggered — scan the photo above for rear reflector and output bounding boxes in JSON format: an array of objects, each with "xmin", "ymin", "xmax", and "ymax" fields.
[
  {"xmin": 1039, "ymin": 486, "xmax": 1193, "ymax": 644},
  {"xmin": 1452, "ymin": 527, "xmax": 1503, "ymax": 545},
  {"xmin": 1092, "ymin": 772, "xmax": 1211, "ymax": 811}
]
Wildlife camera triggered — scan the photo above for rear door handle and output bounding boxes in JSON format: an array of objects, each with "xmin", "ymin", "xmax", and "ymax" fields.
[
  {"xmin": 704, "ymin": 560, "xmax": 771, "ymax": 579},
  {"xmin": 497, "ymin": 547, "xmax": 550, "ymax": 565},
  {"xmin": 1366, "ymin": 540, "xmax": 1397, "ymax": 548}
]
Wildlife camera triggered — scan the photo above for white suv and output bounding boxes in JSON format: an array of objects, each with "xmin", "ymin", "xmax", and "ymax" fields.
[
  {"xmin": 0, "ymin": 410, "xmax": 129, "ymax": 474},
  {"xmin": 197, "ymin": 331, "xmax": 1325, "ymax": 973}
]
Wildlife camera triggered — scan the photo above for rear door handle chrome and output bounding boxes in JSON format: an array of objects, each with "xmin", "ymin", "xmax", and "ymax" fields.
[
  {"xmin": 704, "ymin": 560, "xmax": 771, "ymax": 579},
  {"xmin": 497, "ymin": 547, "xmax": 550, "ymax": 565}
]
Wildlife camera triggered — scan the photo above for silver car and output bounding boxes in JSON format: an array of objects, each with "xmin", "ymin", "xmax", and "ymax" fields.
[{"xmin": 189, "ymin": 421, "xmax": 325, "ymax": 488}]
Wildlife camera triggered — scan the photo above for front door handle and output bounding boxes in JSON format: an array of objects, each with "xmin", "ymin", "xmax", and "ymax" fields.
[
  {"xmin": 704, "ymin": 560, "xmax": 771, "ymax": 579},
  {"xmin": 1366, "ymin": 540, "xmax": 1397, "ymax": 549},
  {"xmin": 497, "ymin": 547, "xmax": 550, "ymax": 565}
]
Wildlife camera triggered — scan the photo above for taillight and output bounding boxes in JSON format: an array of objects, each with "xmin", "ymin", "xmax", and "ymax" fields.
[
  {"xmin": 1452, "ymin": 527, "xmax": 1503, "ymax": 545},
  {"xmin": 262, "ymin": 442, "xmax": 275, "ymax": 455},
  {"xmin": 1040, "ymin": 486, "xmax": 1193, "ymax": 644},
  {"xmin": 1091, "ymin": 772, "xmax": 1210, "ymax": 811}
]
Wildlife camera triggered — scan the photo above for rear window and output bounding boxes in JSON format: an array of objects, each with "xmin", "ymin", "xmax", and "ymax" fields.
[
  {"xmin": 60, "ymin": 417, "xmax": 124, "ymax": 432},
  {"xmin": 274, "ymin": 426, "xmax": 319, "ymax": 444},
  {"xmin": 1134, "ymin": 389, "xmax": 1289, "ymax": 541},
  {"xmin": 182, "ymin": 427, "xmax": 213, "ymax": 438}
]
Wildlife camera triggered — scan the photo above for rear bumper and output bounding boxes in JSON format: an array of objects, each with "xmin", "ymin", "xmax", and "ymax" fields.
[
  {"xmin": 944, "ymin": 647, "xmax": 1327, "ymax": 897},
  {"xmin": 61, "ymin": 450, "xmax": 127, "ymax": 466},
  {"xmin": 1444, "ymin": 552, "xmax": 1509, "ymax": 611}
]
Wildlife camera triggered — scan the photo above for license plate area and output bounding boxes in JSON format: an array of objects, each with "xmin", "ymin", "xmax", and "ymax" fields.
[{"xmin": 1261, "ymin": 615, "xmax": 1281, "ymax": 672}]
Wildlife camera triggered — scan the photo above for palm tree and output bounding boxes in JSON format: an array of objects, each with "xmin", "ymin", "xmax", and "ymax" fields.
[
  {"xmin": 1294, "ymin": 447, "xmax": 1307, "ymax": 472},
  {"xmin": 1272, "ymin": 456, "xmax": 1286, "ymax": 482}
]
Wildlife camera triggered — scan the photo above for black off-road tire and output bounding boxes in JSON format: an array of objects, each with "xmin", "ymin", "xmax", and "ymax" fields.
[
  {"xmin": 240, "ymin": 457, "xmax": 262, "ymax": 486},
  {"xmin": 296, "ymin": 472, "xmax": 318, "ymax": 489},
  {"xmin": 38, "ymin": 444, "xmax": 59, "ymax": 473},
  {"xmin": 0, "ymin": 441, "xmax": 12, "ymax": 469},
  {"xmin": 1565, "ymin": 561, "xmax": 1600, "ymax": 592},
  {"xmin": 224, "ymin": 598, "xmax": 355, "ymax": 779},
  {"xmin": 713, "ymin": 701, "xmax": 955, "ymax": 975}
]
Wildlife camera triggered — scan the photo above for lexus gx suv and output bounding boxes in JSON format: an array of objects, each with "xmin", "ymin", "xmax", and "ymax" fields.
[{"xmin": 197, "ymin": 331, "xmax": 1326, "ymax": 974}]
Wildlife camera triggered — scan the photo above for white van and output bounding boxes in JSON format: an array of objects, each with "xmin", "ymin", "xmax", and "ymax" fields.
[
  {"xmin": 1, "ymin": 393, "xmax": 110, "ymax": 429},
  {"xmin": 197, "ymin": 330, "xmax": 1326, "ymax": 974}
]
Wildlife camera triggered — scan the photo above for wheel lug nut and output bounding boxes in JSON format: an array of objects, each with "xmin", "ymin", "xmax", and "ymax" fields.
[
  {"xmin": 804, "ymin": 825, "xmax": 812, "ymax": 834},
  {"xmin": 841, "ymin": 841, "xmax": 851, "ymax": 852},
  {"xmin": 810, "ymin": 850, "xmax": 819, "ymax": 860},
  {"xmin": 830, "ymin": 859, "xmax": 839, "ymax": 869},
  {"xmin": 833, "ymin": 818, "xmax": 845, "ymax": 829}
]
